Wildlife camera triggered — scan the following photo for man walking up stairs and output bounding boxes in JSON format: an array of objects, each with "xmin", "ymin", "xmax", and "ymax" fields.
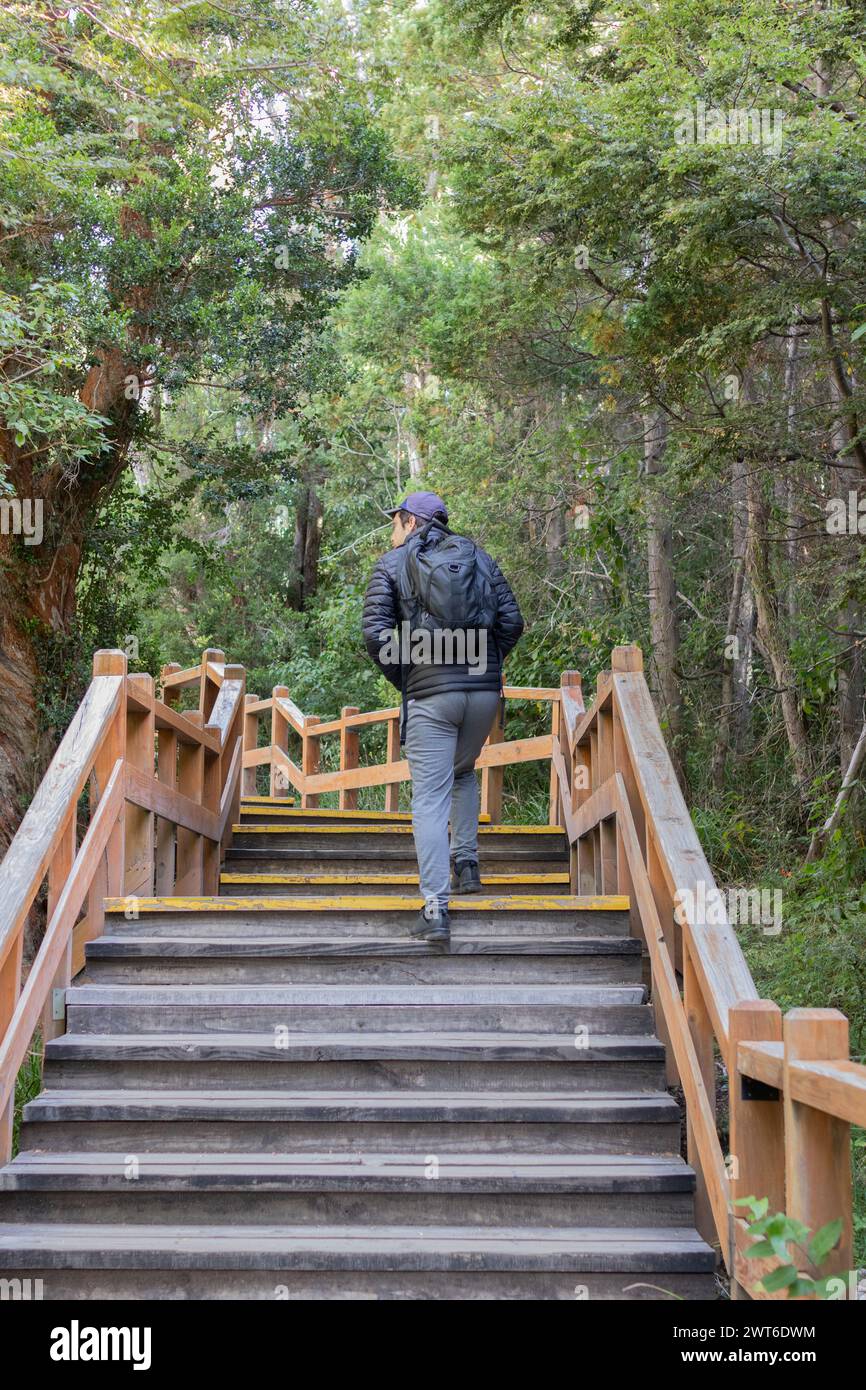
[{"xmin": 362, "ymin": 491, "xmax": 525, "ymax": 943}]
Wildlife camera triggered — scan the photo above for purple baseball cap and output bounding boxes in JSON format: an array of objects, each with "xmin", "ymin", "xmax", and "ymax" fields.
[{"xmin": 385, "ymin": 490, "xmax": 448, "ymax": 523}]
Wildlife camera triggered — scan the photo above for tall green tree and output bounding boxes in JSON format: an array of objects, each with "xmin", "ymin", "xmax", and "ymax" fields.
[{"xmin": 0, "ymin": 0, "xmax": 416, "ymax": 844}]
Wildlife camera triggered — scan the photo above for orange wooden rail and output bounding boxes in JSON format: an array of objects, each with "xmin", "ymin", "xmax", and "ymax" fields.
[
  {"xmin": 0, "ymin": 648, "xmax": 245, "ymax": 1162},
  {"xmin": 235, "ymin": 683, "xmax": 560, "ymax": 819},
  {"xmin": 550, "ymin": 643, "xmax": 866, "ymax": 1299}
]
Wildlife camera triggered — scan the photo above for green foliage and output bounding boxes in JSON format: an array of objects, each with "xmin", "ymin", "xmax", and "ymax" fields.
[
  {"xmin": 735, "ymin": 1196, "xmax": 845, "ymax": 1300},
  {"xmin": 12, "ymin": 1037, "xmax": 42, "ymax": 1159}
]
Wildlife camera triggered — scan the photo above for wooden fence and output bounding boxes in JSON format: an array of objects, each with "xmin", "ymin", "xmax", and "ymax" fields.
[{"xmin": 550, "ymin": 644, "xmax": 866, "ymax": 1299}]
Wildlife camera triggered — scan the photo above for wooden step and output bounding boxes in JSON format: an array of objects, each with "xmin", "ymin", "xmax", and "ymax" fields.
[
  {"xmin": 82, "ymin": 935, "xmax": 644, "ymax": 985},
  {"xmin": 238, "ymin": 805, "xmax": 491, "ymax": 826},
  {"xmin": 20, "ymin": 1087, "xmax": 682, "ymax": 1154},
  {"xmin": 102, "ymin": 896, "xmax": 630, "ymax": 937},
  {"xmin": 241, "ymin": 796, "xmax": 296, "ymax": 805},
  {"xmin": 230, "ymin": 825, "xmax": 569, "ymax": 857},
  {"xmin": 220, "ymin": 872, "xmax": 571, "ymax": 897},
  {"xmin": 225, "ymin": 852, "xmax": 571, "ymax": 873},
  {"xmin": 43, "ymin": 1028, "xmax": 665, "ymax": 1094},
  {"xmin": 0, "ymin": 1222, "xmax": 716, "ymax": 1300},
  {"xmin": 63, "ymin": 982, "xmax": 651, "ymax": 1035},
  {"xmin": 0, "ymin": 1151, "xmax": 699, "ymax": 1228},
  {"xmin": 0, "ymin": 1262, "xmax": 717, "ymax": 1300}
]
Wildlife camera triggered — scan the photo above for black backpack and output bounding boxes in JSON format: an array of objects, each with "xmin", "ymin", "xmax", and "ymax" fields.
[{"xmin": 398, "ymin": 520, "xmax": 499, "ymax": 635}]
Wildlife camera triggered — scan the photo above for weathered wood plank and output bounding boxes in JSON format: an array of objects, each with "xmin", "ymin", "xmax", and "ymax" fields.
[
  {"xmin": 611, "ymin": 672, "xmax": 758, "ymax": 1047},
  {"xmin": 125, "ymin": 764, "xmax": 220, "ymax": 840},
  {"xmin": 612, "ymin": 774, "xmax": 730, "ymax": 1266},
  {"xmin": 0, "ymin": 758, "xmax": 124, "ymax": 1144},
  {"xmin": 339, "ymin": 707, "xmax": 360, "ymax": 811},
  {"xmin": 783, "ymin": 1009, "xmax": 853, "ymax": 1279},
  {"xmin": 788, "ymin": 1057, "xmax": 866, "ymax": 1127},
  {"xmin": 0, "ymin": 668, "xmax": 124, "ymax": 965}
]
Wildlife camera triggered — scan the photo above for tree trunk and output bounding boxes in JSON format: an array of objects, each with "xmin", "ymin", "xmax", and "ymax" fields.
[
  {"xmin": 710, "ymin": 552, "xmax": 746, "ymax": 786},
  {"xmin": 0, "ymin": 529, "xmax": 83, "ymax": 857},
  {"xmin": 745, "ymin": 483, "xmax": 812, "ymax": 800},
  {"xmin": 288, "ymin": 478, "xmax": 323, "ymax": 610},
  {"xmin": 0, "ymin": 342, "xmax": 140, "ymax": 856},
  {"xmin": 712, "ymin": 450, "xmax": 755, "ymax": 782},
  {"xmin": 643, "ymin": 409, "xmax": 683, "ymax": 773},
  {"xmin": 401, "ymin": 367, "xmax": 429, "ymax": 479},
  {"xmin": 826, "ymin": 361, "xmax": 866, "ymax": 778},
  {"xmin": 807, "ymin": 714, "xmax": 866, "ymax": 862}
]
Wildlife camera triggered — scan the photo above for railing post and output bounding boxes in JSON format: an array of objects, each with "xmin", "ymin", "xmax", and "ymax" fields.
[
  {"xmin": 0, "ymin": 926, "xmax": 23, "ymax": 1160},
  {"xmin": 384, "ymin": 715, "xmax": 401, "ymax": 812},
  {"xmin": 611, "ymin": 645, "xmax": 646, "ymax": 936},
  {"xmin": 611, "ymin": 644, "xmax": 644, "ymax": 674},
  {"xmin": 302, "ymin": 715, "xmax": 321, "ymax": 809},
  {"xmin": 40, "ymin": 813, "xmax": 76, "ymax": 1049},
  {"xmin": 481, "ymin": 700, "xmax": 505, "ymax": 822},
  {"xmin": 155, "ymin": 722, "xmax": 178, "ymax": 897},
  {"xmin": 199, "ymin": 647, "xmax": 224, "ymax": 726},
  {"xmin": 647, "ymin": 828, "xmax": 680, "ymax": 1087},
  {"xmin": 202, "ymin": 724, "xmax": 222, "ymax": 896},
  {"xmin": 160, "ymin": 662, "xmax": 181, "ymax": 707},
  {"xmin": 783, "ymin": 1009, "xmax": 853, "ymax": 1283},
  {"xmin": 175, "ymin": 711, "xmax": 204, "ymax": 895},
  {"xmin": 340, "ymin": 707, "xmax": 360, "ymax": 810},
  {"xmin": 548, "ymin": 698, "xmax": 561, "ymax": 826},
  {"xmin": 271, "ymin": 686, "xmax": 290, "ymax": 799},
  {"xmin": 124, "ymin": 673, "xmax": 155, "ymax": 899},
  {"xmin": 683, "ymin": 943, "xmax": 718, "ymax": 1250},
  {"xmin": 220, "ymin": 664, "xmax": 246, "ymax": 856},
  {"xmin": 243, "ymin": 694, "xmax": 260, "ymax": 798},
  {"xmin": 728, "ymin": 1000, "xmax": 784, "ymax": 1298},
  {"xmin": 560, "ymin": 671, "xmax": 583, "ymax": 893},
  {"xmin": 85, "ymin": 650, "xmax": 128, "ymax": 937},
  {"xmin": 594, "ymin": 671, "xmax": 618, "ymax": 893}
]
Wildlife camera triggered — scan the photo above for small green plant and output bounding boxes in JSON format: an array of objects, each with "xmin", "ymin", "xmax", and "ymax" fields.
[
  {"xmin": 13, "ymin": 1038, "xmax": 43, "ymax": 1158},
  {"xmin": 735, "ymin": 1196, "xmax": 844, "ymax": 1298}
]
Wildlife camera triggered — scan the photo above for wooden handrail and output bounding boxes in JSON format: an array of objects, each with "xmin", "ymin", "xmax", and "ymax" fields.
[
  {"xmin": 0, "ymin": 647, "xmax": 247, "ymax": 1161},
  {"xmin": 547, "ymin": 642, "xmax": 866, "ymax": 1299},
  {"xmin": 0, "ymin": 758, "xmax": 124, "ymax": 1141},
  {"xmin": 245, "ymin": 684, "xmax": 559, "ymax": 811},
  {"xmin": 0, "ymin": 668, "xmax": 125, "ymax": 967}
]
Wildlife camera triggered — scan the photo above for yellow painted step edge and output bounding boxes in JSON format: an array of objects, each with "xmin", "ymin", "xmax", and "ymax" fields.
[
  {"xmin": 239, "ymin": 805, "xmax": 492, "ymax": 823},
  {"xmin": 105, "ymin": 894, "xmax": 630, "ymax": 913},
  {"xmin": 231, "ymin": 823, "xmax": 565, "ymax": 835},
  {"xmin": 219, "ymin": 873, "xmax": 570, "ymax": 885},
  {"xmin": 241, "ymin": 796, "xmax": 296, "ymax": 804}
]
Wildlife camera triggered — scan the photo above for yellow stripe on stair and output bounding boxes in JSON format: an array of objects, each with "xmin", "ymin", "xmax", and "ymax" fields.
[
  {"xmin": 105, "ymin": 894, "xmax": 630, "ymax": 913},
  {"xmin": 219, "ymin": 872, "xmax": 571, "ymax": 886},
  {"xmin": 231, "ymin": 823, "xmax": 565, "ymax": 835}
]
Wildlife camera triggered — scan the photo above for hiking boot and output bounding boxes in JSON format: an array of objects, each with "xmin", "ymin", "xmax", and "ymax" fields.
[
  {"xmin": 451, "ymin": 858, "xmax": 482, "ymax": 894},
  {"xmin": 410, "ymin": 896, "xmax": 451, "ymax": 944}
]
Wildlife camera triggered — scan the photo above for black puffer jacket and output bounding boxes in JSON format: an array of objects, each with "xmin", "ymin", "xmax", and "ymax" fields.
[{"xmin": 361, "ymin": 522, "xmax": 525, "ymax": 700}]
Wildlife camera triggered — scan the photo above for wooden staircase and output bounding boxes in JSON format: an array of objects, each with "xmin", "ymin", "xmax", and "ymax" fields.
[
  {"xmin": 0, "ymin": 645, "xmax": 863, "ymax": 1300},
  {"xmin": 0, "ymin": 800, "xmax": 716, "ymax": 1299}
]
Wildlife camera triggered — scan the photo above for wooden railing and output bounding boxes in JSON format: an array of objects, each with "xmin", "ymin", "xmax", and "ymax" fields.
[
  {"xmin": 550, "ymin": 643, "xmax": 866, "ymax": 1300},
  {"xmin": 1, "ymin": 637, "xmax": 863, "ymax": 1298},
  {"xmin": 0, "ymin": 647, "xmax": 245, "ymax": 1163},
  {"xmin": 238, "ymin": 683, "xmax": 562, "ymax": 819}
]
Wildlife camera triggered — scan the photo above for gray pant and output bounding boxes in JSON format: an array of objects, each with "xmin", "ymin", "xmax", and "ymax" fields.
[{"xmin": 404, "ymin": 689, "xmax": 502, "ymax": 910}]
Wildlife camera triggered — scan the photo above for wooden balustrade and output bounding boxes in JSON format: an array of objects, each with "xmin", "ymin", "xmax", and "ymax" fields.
[
  {"xmin": 0, "ymin": 636, "xmax": 863, "ymax": 1299},
  {"xmin": 548, "ymin": 643, "xmax": 866, "ymax": 1299},
  {"xmin": 239, "ymin": 685, "xmax": 560, "ymax": 809},
  {"xmin": 0, "ymin": 648, "xmax": 245, "ymax": 1164}
]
